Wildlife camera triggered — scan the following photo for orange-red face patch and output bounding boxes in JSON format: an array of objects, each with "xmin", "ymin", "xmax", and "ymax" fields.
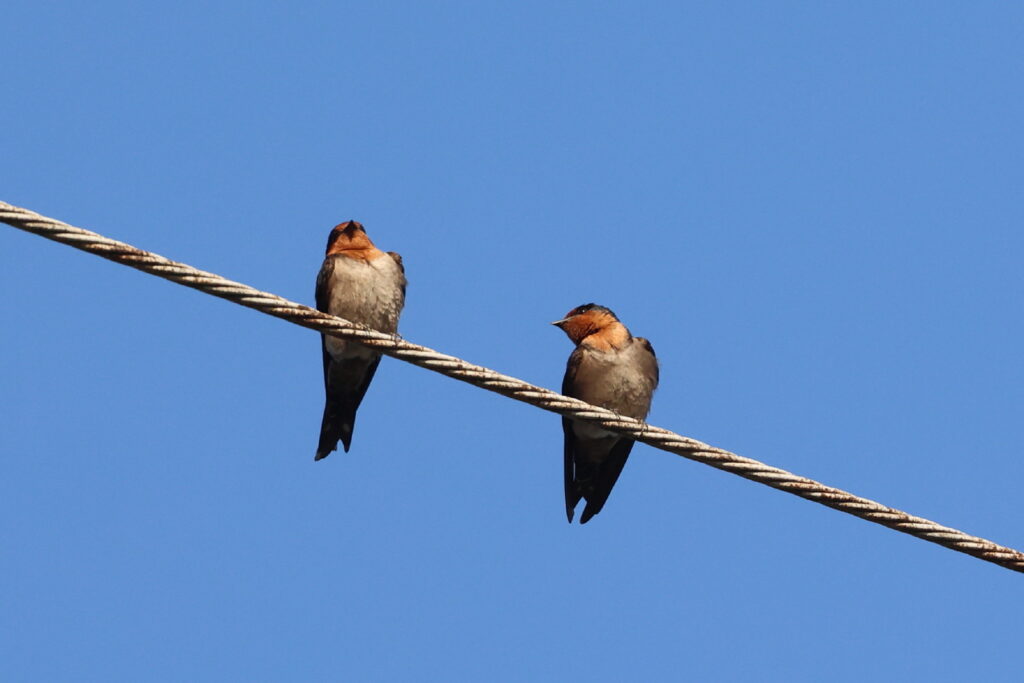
[{"xmin": 326, "ymin": 221, "xmax": 381, "ymax": 260}]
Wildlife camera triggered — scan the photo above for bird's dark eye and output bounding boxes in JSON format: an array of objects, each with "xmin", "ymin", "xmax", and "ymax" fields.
[{"xmin": 570, "ymin": 303, "xmax": 598, "ymax": 317}]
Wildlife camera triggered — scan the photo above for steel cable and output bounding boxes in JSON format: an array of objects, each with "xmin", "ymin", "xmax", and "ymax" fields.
[{"xmin": 3, "ymin": 200, "xmax": 1021, "ymax": 573}]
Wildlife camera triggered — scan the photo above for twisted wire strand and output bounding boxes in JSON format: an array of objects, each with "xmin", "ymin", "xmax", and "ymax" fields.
[{"xmin": 3, "ymin": 199, "xmax": 1022, "ymax": 574}]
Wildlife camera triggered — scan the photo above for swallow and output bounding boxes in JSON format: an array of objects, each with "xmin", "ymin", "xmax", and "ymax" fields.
[
  {"xmin": 553, "ymin": 304, "xmax": 659, "ymax": 523},
  {"xmin": 314, "ymin": 220, "xmax": 406, "ymax": 460}
]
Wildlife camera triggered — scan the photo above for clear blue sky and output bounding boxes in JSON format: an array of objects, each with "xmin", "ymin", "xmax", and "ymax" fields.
[{"xmin": 3, "ymin": 2, "xmax": 1022, "ymax": 681}]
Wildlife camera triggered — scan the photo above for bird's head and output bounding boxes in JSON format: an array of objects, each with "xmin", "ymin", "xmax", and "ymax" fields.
[
  {"xmin": 552, "ymin": 303, "xmax": 625, "ymax": 346},
  {"xmin": 326, "ymin": 220, "xmax": 377, "ymax": 256}
]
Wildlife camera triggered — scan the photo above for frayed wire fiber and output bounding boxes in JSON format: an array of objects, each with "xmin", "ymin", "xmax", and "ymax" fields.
[{"xmin": 2, "ymin": 200, "xmax": 1022, "ymax": 574}]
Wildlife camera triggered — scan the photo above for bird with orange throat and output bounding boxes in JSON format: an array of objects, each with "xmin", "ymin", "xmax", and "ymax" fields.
[
  {"xmin": 553, "ymin": 304, "xmax": 659, "ymax": 523},
  {"xmin": 314, "ymin": 221, "xmax": 406, "ymax": 460}
]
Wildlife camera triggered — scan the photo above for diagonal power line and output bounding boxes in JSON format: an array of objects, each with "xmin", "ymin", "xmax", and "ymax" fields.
[{"xmin": 2, "ymin": 199, "xmax": 1022, "ymax": 574}]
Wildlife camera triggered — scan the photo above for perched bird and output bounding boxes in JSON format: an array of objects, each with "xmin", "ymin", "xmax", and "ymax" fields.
[
  {"xmin": 553, "ymin": 304, "xmax": 659, "ymax": 523},
  {"xmin": 314, "ymin": 220, "xmax": 406, "ymax": 460}
]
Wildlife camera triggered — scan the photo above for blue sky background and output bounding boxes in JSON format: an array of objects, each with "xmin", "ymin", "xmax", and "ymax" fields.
[{"xmin": 3, "ymin": 2, "xmax": 1023, "ymax": 681}]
